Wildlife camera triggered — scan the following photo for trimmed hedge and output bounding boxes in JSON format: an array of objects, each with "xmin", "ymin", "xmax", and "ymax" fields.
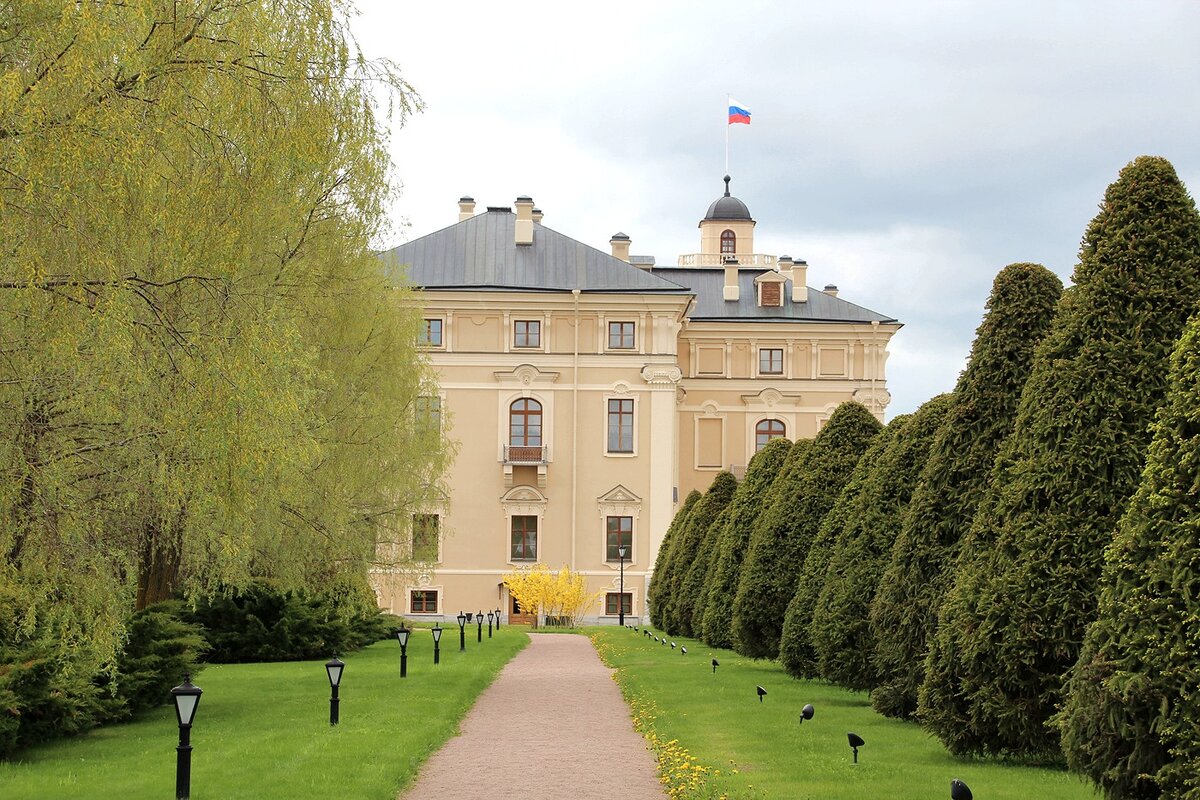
[
  {"xmin": 919, "ymin": 155, "xmax": 1200, "ymax": 759},
  {"xmin": 811, "ymin": 394, "xmax": 953, "ymax": 690},
  {"xmin": 869, "ymin": 263, "xmax": 1062, "ymax": 719},
  {"xmin": 648, "ymin": 490, "xmax": 702, "ymax": 629},
  {"xmin": 737, "ymin": 402, "xmax": 881, "ymax": 661},
  {"xmin": 699, "ymin": 438, "xmax": 793, "ymax": 648},
  {"xmin": 659, "ymin": 472, "xmax": 738, "ymax": 636}
]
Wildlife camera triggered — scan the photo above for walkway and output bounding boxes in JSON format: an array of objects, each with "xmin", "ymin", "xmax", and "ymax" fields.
[{"xmin": 401, "ymin": 633, "xmax": 666, "ymax": 800}]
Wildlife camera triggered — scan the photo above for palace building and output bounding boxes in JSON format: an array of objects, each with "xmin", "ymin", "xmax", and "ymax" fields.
[{"xmin": 373, "ymin": 178, "xmax": 899, "ymax": 624}]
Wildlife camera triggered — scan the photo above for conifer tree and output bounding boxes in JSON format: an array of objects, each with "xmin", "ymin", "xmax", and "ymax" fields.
[
  {"xmin": 869, "ymin": 263, "xmax": 1062, "ymax": 719},
  {"xmin": 733, "ymin": 402, "xmax": 881, "ymax": 660},
  {"xmin": 647, "ymin": 490, "xmax": 702, "ymax": 629},
  {"xmin": 919, "ymin": 156, "xmax": 1200, "ymax": 758},
  {"xmin": 699, "ymin": 438, "xmax": 794, "ymax": 648},
  {"xmin": 811, "ymin": 394, "xmax": 953, "ymax": 690},
  {"xmin": 1057, "ymin": 312, "xmax": 1200, "ymax": 800},
  {"xmin": 659, "ymin": 473, "xmax": 737, "ymax": 635},
  {"xmin": 675, "ymin": 505, "xmax": 732, "ymax": 638},
  {"xmin": 778, "ymin": 414, "xmax": 898, "ymax": 678}
]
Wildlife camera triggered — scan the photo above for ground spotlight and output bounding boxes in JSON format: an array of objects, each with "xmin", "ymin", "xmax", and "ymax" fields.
[
  {"xmin": 799, "ymin": 703, "xmax": 814, "ymax": 724},
  {"xmin": 756, "ymin": 685, "xmax": 767, "ymax": 703},
  {"xmin": 847, "ymin": 732, "xmax": 865, "ymax": 764},
  {"xmin": 711, "ymin": 658, "xmax": 719, "ymax": 673},
  {"xmin": 681, "ymin": 647, "xmax": 687, "ymax": 655},
  {"xmin": 950, "ymin": 779, "xmax": 973, "ymax": 800}
]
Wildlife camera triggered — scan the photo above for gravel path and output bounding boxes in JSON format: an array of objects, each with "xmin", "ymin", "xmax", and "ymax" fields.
[{"xmin": 401, "ymin": 633, "xmax": 666, "ymax": 800}]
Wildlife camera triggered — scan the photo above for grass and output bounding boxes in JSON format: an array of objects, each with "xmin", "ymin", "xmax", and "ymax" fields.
[
  {"xmin": 0, "ymin": 626, "xmax": 528, "ymax": 800},
  {"xmin": 591, "ymin": 627, "xmax": 1100, "ymax": 800}
]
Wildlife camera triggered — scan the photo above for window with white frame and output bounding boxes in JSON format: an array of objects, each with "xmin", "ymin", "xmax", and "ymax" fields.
[
  {"xmin": 759, "ymin": 348, "xmax": 783, "ymax": 375},
  {"xmin": 606, "ymin": 516, "xmax": 633, "ymax": 562},
  {"xmin": 410, "ymin": 589, "xmax": 439, "ymax": 614},
  {"xmin": 514, "ymin": 320, "xmax": 541, "ymax": 348},
  {"xmin": 511, "ymin": 515, "xmax": 538, "ymax": 561},
  {"xmin": 419, "ymin": 318, "xmax": 443, "ymax": 347},
  {"xmin": 607, "ymin": 398, "xmax": 634, "ymax": 453},
  {"xmin": 608, "ymin": 321, "xmax": 635, "ymax": 349},
  {"xmin": 755, "ymin": 419, "xmax": 786, "ymax": 452}
]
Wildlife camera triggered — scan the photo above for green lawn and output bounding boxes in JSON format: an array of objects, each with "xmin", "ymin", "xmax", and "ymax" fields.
[
  {"xmin": 592, "ymin": 627, "xmax": 1100, "ymax": 800},
  {"xmin": 0, "ymin": 626, "xmax": 527, "ymax": 800}
]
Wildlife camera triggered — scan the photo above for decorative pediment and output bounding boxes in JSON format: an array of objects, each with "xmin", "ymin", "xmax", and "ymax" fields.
[
  {"xmin": 598, "ymin": 484, "xmax": 642, "ymax": 505},
  {"xmin": 597, "ymin": 484, "xmax": 642, "ymax": 519},
  {"xmin": 753, "ymin": 270, "xmax": 788, "ymax": 285},
  {"xmin": 741, "ymin": 387, "xmax": 801, "ymax": 411},
  {"xmin": 501, "ymin": 485, "xmax": 548, "ymax": 504},
  {"xmin": 494, "ymin": 364, "xmax": 560, "ymax": 387}
]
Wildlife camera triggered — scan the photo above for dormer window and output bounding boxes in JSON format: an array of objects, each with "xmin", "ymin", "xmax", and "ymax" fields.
[
  {"xmin": 720, "ymin": 229, "xmax": 736, "ymax": 254},
  {"xmin": 760, "ymin": 282, "xmax": 782, "ymax": 307}
]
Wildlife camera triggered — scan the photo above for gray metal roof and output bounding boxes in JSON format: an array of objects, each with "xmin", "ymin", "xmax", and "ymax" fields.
[
  {"xmin": 379, "ymin": 210, "xmax": 689, "ymax": 294},
  {"xmin": 651, "ymin": 267, "xmax": 898, "ymax": 324},
  {"xmin": 703, "ymin": 195, "xmax": 752, "ymax": 221}
]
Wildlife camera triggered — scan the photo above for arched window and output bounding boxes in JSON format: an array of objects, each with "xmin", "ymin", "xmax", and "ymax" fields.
[
  {"xmin": 720, "ymin": 229, "xmax": 736, "ymax": 255},
  {"xmin": 755, "ymin": 419, "xmax": 786, "ymax": 452},
  {"xmin": 509, "ymin": 399, "xmax": 543, "ymax": 447}
]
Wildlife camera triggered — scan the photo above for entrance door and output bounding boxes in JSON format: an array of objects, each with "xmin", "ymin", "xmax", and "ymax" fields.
[{"xmin": 509, "ymin": 595, "xmax": 535, "ymax": 626}]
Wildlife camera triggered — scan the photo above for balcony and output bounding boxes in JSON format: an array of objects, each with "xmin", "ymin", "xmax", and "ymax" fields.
[
  {"xmin": 501, "ymin": 443, "xmax": 550, "ymax": 488},
  {"xmin": 677, "ymin": 253, "xmax": 778, "ymax": 269}
]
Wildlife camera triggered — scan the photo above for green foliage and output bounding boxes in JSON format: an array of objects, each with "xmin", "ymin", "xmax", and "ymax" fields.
[
  {"xmin": 659, "ymin": 473, "xmax": 738, "ymax": 636},
  {"xmin": 648, "ymin": 490, "xmax": 702, "ymax": 629},
  {"xmin": 779, "ymin": 415, "xmax": 897, "ymax": 678},
  {"xmin": 180, "ymin": 581, "xmax": 398, "ymax": 663},
  {"xmin": 869, "ymin": 263, "xmax": 1062, "ymax": 719},
  {"xmin": 1057, "ymin": 312, "xmax": 1200, "ymax": 799},
  {"xmin": 811, "ymin": 394, "xmax": 953, "ymax": 690},
  {"xmin": 919, "ymin": 156, "xmax": 1200, "ymax": 759},
  {"xmin": 699, "ymin": 438, "xmax": 792, "ymax": 648},
  {"xmin": 674, "ymin": 506, "xmax": 730, "ymax": 639},
  {"xmin": 0, "ymin": 0, "xmax": 447, "ymax": 690},
  {"xmin": 100, "ymin": 602, "xmax": 208, "ymax": 718},
  {"xmin": 736, "ymin": 402, "xmax": 881, "ymax": 661}
]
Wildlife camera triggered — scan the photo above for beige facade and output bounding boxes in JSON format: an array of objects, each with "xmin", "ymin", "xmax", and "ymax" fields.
[{"xmin": 373, "ymin": 182, "xmax": 900, "ymax": 624}]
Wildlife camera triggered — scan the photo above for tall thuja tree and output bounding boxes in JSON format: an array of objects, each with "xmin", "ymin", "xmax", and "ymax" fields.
[
  {"xmin": 700, "ymin": 438, "xmax": 794, "ymax": 648},
  {"xmin": 869, "ymin": 263, "xmax": 1062, "ymax": 719},
  {"xmin": 1057, "ymin": 313, "xmax": 1200, "ymax": 800},
  {"xmin": 811, "ymin": 395, "xmax": 953, "ymax": 690},
  {"xmin": 919, "ymin": 156, "xmax": 1200, "ymax": 759},
  {"xmin": 648, "ymin": 490, "xmax": 701, "ymax": 628},
  {"xmin": 733, "ymin": 402, "xmax": 881, "ymax": 660},
  {"xmin": 675, "ymin": 505, "xmax": 732, "ymax": 638},
  {"xmin": 659, "ymin": 473, "xmax": 737, "ymax": 636}
]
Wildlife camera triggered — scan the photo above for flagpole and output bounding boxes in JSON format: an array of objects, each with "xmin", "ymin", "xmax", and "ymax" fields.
[{"xmin": 725, "ymin": 94, "xmax": 730, "ymax": 175}]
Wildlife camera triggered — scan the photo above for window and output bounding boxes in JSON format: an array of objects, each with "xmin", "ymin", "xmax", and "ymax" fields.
[
  {"xmin": 509, "ymin": 399, "xmax": 542, "ymax": 446},
  {"xmin": 720, "ymin": 229, "xmax": 736, "ymax": 254},
  {"xmin": 606, "ymin": 516, "xmax": 633, "ymax": 562},
  {"xmin": 419, "ymin": 318, "xmax": 443, "ymax": 347},
  {"xmin": 608, "ymin": 321, "xmax": 635, "ymax": 349},
  {"xmin": 415, "ymin": 396, "xmax": 441, "ymax": 434},
  {"xmin": 511, "ymin": 515, "xmax": 538, "ymax": 561},
  {"xmin": 607, "ymin": 398, "xmax": 634, "ymax": 453},
  {"xmin": 755, "ymin": 419, "xmax": 786, "ymax": 452},
  {"xmin": 605, "ymin": 592, "xmax": 632, "ymax": 616},
  {"xmin": 410, "ymin": 590, "xmax": 438, "ymax": 613},
  {"xmin": 759, "ymin": 348, "xmax": 783, "ymax": 375},
  {"xmin": 412, "ymin": 514, "xmax": 439, "ymax": 561},
  {"xmin": 514, "ymin": 320, "xmax": 541, "ymax": 348}
]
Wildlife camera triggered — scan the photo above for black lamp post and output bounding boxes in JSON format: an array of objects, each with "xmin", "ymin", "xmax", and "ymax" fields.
[
  {"xmin": 477, "ymin": 609, "xmax": 484, "ymax": 643},
  {"xmin": 495, "ymin": 607, "xmax": 502, "ymax": 629},
  {"xmin": 325, "ymin": 657, "xmax": 344, "ymax": 725},
  {"xmin": 396, "ymin": 625, "xmax": 410, "ymax": 678},
  {"xmin": 617, "ymin": 545, "xmax": 627, "ymax": 626},
  {"xmin": 457, "ymin": 612, "xmax": 467, "ymax": 651},
  {"xmin": 432, "ymin": 625, "xmax": 443, "ymax": 664},
  {"xmin": 170, "ymin": 674, "xmax": 202, "ymax": 800},
  {"xmin": 487, "ymin": 611, "xmax": 494, "ymax": 637}
]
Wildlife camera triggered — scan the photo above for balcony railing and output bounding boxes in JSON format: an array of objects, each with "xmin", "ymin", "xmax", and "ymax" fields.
[
  {"xmin": 504, "ymin": 444, "xmax": 548, "ymax": 465},
  {"xmin": 677, "ymin": 253, "xmax": 779, "ymax": 268}
]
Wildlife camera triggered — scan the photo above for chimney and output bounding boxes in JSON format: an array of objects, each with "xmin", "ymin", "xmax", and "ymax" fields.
[
  {"xmin": 514, "ymin": 196, "xmax": 534, "ymax": 245},
  {"xmin": 793, "ymin": 259, "xmax": 809, "ymax": 303},
  {"xmin": 723, "ymin": 256, "xmax": 740, "ymax": 302},
  {"xmin": 458, "ymin": 196, "xmax": 475, "ymax": 222},
  {"xmin": 610, "ymin": 232, "xmax": 631, "ymax": 262},
  {"xmin": 824, "ymin": 283, "xmax": 839, "ymax": 298},
  {"xmin": 532, "ymin": 208, "xmax": 543, "ymax": 224}
]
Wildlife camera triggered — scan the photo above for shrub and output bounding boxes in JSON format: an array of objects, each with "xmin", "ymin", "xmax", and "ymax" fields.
[
  {"xmin": 699, "ymin": 438, "xmax": 792, "ymax": 648},
  {"xmin": 919, "ymin": 155, "xmax": 1200, "ymax": 759},
  {"xmin": 659, "ymin": 472, "xmax": 738, "ymax": 636},
  {"xmin": 99, "ymin": 602, "xmax": 208, "ymax": 717},
  {"xmin": 648, "ymin": 490, "xmax": 702, "ymax": 629},
  {"xmin": 734, "ymin": 402, "xmax": 881, "ymax": 660},
  {"xmin": 869, "ymin": 263, "xmax": 1061, "ymax": 719},
  {"xmin": 1057, "ymin": 312, "xmax": 1200, "ymax": 799},
  {"xmin": 811, "ymin": 395, "xmax": 953, "ymax": 690}
]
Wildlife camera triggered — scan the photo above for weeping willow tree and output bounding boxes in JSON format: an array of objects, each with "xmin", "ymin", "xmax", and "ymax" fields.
[{"xmin": 0, "ymin": 0, "xmax": 449, "ymax": 677}]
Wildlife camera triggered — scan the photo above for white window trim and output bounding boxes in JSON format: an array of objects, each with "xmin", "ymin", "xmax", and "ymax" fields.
[
  {"xmin": 756, "ymin": 344, "xmax": 785, "ymax": 377},
  {"xmin": 500, "ymin": 485, "xmax": 548, "ymax": 565},
  {"xmin": 750, "ymin": 416, "xmax": 788, "ymax": 454},
  {"xmin": 512, "ymin": 318, "xmax": 545, "ymax": 352},
  {"xmin": 420, "ymin": 316, "xmax": 447, "ymax": 350},
  {"xmin": 602, "ymin": 392, "xmax": 639, "ymax": 457},
  {"xmin": 600, "ymin": 588, "xmax": 639, "ymax": 618},
  {"xmin": 498, "ymin": 389, "xmax": 554, "ymax": 461},
  {"xmin": 597, "ymin": 485, "xmax": 642, "ymax": 567},
  {"xmin": 407, "ymin": 586, "xmax": 443, "ymax": 616},
  {"xmin": 605, "ymin": 319, "xmax": 637, "ymax": 352}
]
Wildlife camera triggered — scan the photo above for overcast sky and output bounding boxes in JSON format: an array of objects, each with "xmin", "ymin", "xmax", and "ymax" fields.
[{"xmin": 350, "ymin": 0, "xmax": 1200, "ymax": 416}]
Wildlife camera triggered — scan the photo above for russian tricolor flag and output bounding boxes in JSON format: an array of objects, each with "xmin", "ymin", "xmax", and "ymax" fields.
[{"xmin": 728, "ymin": 97, "xmax": 751, "ymax": 125}]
